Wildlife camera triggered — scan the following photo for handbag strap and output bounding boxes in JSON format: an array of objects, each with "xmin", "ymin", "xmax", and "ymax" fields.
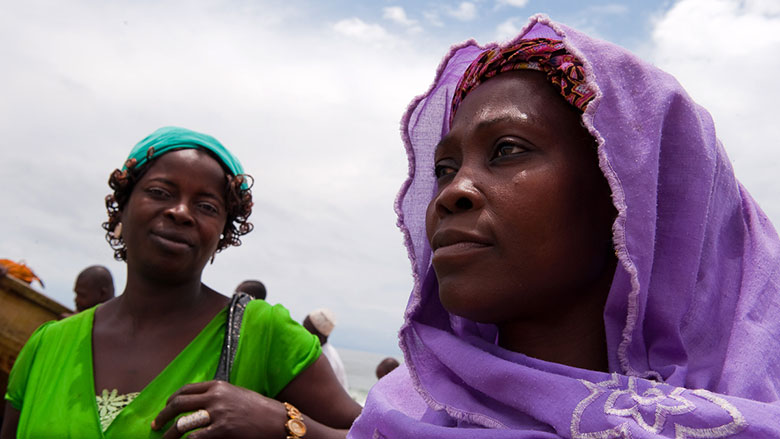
[{"xmin": 214, "ymin": 292, "xmax": 252, "ymax": 382}]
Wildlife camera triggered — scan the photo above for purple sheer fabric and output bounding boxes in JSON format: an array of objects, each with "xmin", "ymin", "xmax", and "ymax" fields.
[{"xmin": 349, "ymin": 15, "xmax": 780, "ymax": 438}]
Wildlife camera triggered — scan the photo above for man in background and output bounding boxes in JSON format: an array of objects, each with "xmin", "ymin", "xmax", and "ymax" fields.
[
  {"xmin": 375, "ymin": 357, "xmax": 400, "ymax": 380},
  {"xmin": 73, "ymin": 265, "xmax": 114, "ymax": 312},
  {"xmin": 303, "ymin": 308, "xmax": 349, "ymax": 391},
  {"xmin": 235, "ymin": 279, "xmax": 266, "ymax": 300}
]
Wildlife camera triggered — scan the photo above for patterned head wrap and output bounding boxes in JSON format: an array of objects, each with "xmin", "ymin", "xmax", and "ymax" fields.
[
  {"xmin": 123, "ymin": 126, "xmax": 248, "ymax": 189},
  {"xmin": 449, "ymin": 38, "xmax": 595, "ymax": 127}
]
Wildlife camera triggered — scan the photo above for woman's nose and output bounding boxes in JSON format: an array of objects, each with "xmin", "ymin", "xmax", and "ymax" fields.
[
  {"xmin": 433, "ymin": 169, "xmax": 485, "ymax": 217},
  {"xmin": 164, "ymin": 202, "xmax": 194, "ymax": 224}
]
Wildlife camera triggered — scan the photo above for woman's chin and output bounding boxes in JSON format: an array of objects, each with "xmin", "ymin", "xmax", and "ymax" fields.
[{"xmin": 438, "ymin": 289, "xmax": 501, "ymax": 324}]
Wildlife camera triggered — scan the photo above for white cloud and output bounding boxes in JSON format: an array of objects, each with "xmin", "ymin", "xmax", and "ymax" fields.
[
  {"xmin": 382, "ymin": 6, "xmax": 423, "ymax": 33},
  {"xmin": 423, "ymin": 10, "xmax": 445, "ymax": 27},
  {"xmin": 383, "ymin": 6, "xmax": 413, "ymax": 27},
  {"xmin": 333, "ymin": 17, "xmax": 395, "ymax": 44},
  {"xmin": 447, "ymin": 2, "xmax": 478, "ymax": 21},
  {"xmin": 747, "ymin": 0, "xmax": 780, "ymax": 14},
  {"xmin": 496, "ymin": 0, "xmax": 529, "ymax": 7},
  {"xmin": 495, "ymin": 17, "xmax": 522, "ymax": 41},
  {"xmin": 587, "ymin": 4, "xmax": 629, "ymax": 15},
  {"xmin": 650, "ymin": 0, "xmax": 780, "ymax": 224}
]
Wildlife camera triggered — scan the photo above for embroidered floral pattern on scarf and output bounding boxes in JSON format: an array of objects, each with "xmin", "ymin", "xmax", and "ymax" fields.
[{"xmin": 571, "ymin": 374, "xmax": 746, "ymax": 438}]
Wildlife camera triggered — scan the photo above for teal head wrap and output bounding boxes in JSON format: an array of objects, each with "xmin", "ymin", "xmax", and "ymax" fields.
[{"xmin": 123, "ymin": 126, "xmax": 248, "ymax": 189}]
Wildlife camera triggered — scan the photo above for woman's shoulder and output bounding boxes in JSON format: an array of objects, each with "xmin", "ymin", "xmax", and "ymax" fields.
[
  {"xmin": 13, "ymin": 310, "xmax": 93, "ymax": 367},
  {"xmin": 7, "ymin": 309, "xmax": 95, "ymax": 406},
  {"xmin": 242, "ymin": 299, "xmax": 296, "ymax": 325},
  {"xmin": 28, "ymin": 308, "xmax": 94, "ymax": 344},
  {"xmin": 231, "ymin": 299, "xmax": 320, "ymax": 396},
  {"xmin": 238, "ymin": 299, "xmax": 318, "ymax": 357}
]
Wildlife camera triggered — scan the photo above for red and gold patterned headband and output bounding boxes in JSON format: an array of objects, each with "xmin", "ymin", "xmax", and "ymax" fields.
[{"xmin": 450, "ymin": 38, "xmax": 595, "ymax": 127}]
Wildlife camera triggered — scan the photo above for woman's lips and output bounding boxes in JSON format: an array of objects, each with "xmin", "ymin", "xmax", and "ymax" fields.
[
  {"xmin": 150, "ymin": 230, "xmax": 194, "ymax": 251},
  {"xmin": 430, "ymin": 229, "xmax": 492, "ymax": 259},
  {"xmin": 433, "ymin": 241, "xmax": 491, "ymax": 258}
]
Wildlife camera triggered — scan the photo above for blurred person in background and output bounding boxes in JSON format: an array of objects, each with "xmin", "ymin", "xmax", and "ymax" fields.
[
  {"xmin": 304, "ymin": 309, "xmax": 349, "ymax": 391},
  {"xmin": 374, "ymin": 358, "xmax": 399, "ymax": 380},
  {"xmin": 59, "ymin": 265, "xmax": 116, "ymax": 319},
  {"xmin": 235, "ymin": 279, "xmax": 267, "ymax": 301},
  {"xmin": 73, "ymin": 265, "xmax": 115, "ymax": 312}
]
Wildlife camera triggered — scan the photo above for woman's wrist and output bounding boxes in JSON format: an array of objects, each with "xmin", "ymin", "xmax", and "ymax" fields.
[{"xmin": 283, "ymin": 402, "xmax": 307, "ymax": 438}]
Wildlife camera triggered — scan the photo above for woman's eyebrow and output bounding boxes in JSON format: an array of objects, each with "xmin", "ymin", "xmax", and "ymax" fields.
[
  {"xmin": 436, "ymin": 110, "xmax": 533, "ymax": 155},
  {"xmin": 197, "ymin": 190, "xmax": 226, "ymax": 205},
  {"xmin": 144, "ymin": 176, "xmax": 175, "ymax": 186},
  {"xmin": 475, "ymin": 110, "xmax": 530, "ymax": 130}
]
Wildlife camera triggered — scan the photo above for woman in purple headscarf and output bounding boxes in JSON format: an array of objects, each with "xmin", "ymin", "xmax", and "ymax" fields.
[{"xmin": 349, "ymin": 14, "xmax": 780, "ymax": 438}]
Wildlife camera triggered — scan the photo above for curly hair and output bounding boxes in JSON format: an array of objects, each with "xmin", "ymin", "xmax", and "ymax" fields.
[{"xmin": 102, "ymin": 150, "xmax": 254, "ymax": 261}]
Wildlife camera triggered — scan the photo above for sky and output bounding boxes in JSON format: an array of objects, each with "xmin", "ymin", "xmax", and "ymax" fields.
[{"xmin": 1, "ymin": 0, "xmax": 779, "ymax": 356}]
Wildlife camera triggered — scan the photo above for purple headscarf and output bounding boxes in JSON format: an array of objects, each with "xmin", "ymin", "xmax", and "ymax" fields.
[{"xmin": 349, "ymin": 15, "xmax": 780, "ymax": 438}]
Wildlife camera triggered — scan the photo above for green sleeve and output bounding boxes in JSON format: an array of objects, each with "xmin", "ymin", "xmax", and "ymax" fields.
[
  {"xmin": 265, "ymin": 303, "xmax": 321, "ymax": 396},
  {"xmin": 5, "ymin": 321, "xmax": 54, "ymax": 410},
  {"xmin": 232, "ymin": 300, "xmax": 321, "ymax": 398}
]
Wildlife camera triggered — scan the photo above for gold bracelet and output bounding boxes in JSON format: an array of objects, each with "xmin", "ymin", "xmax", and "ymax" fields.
[{"xmin": 284, "ymin": 402, "xmax": 307, "ymax": 438}]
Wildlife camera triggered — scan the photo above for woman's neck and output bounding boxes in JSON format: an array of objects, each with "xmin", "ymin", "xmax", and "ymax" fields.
[
  {"xmin": 497, "ymin": 298, "xmax": 609, "ymax": 371},
  {"xmin": 115, "ymin": 269, "xmax": 211, "ymax": 323},
  {"xmin": 496, "ymin": 259, "xmax": 615, "ymax": 372}
]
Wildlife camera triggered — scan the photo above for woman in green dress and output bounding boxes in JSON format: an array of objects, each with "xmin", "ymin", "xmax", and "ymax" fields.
[{"xmin": 1, "ymin": 127, "xmax": 362, "ymax": 438}]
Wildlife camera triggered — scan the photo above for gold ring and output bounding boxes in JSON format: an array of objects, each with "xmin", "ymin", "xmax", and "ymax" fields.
[{"xmin": 176, "ymin": 409, "xmax": 211, "ymax": 432}]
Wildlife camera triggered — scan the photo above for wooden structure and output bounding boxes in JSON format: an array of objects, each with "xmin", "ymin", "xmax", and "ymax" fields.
[{"xmin": 0, "ymin": 275, "xmax": 72, "ymax": 413}]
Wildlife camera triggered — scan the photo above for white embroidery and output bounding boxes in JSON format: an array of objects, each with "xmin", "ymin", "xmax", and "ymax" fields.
[
  {"xmin": 570, "ymin": 374, "xmax": 747, "ymax": 439},
  {"xmin": 96, "ymin": 388, "xmax": 140, "ymax": 432}
]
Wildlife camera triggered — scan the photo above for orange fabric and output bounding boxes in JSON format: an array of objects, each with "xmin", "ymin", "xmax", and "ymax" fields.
[{"xmin": 0, "ymin": 259, "xmax": 44, "ymax": 287}]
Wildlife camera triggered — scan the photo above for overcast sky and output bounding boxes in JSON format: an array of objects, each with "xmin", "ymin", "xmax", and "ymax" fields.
[{"xmin": 1, "ymin": 0, "xmax": 778, "ymax": 355}]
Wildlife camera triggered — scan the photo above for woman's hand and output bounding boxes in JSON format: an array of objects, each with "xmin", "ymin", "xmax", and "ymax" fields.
[
  {"xmin": 152, "ymin": 380, "xmax": 288, "ymax": 439},
  {"xmin": 153, "ymin": 355, "xmax": 360, "ymax": 439}
]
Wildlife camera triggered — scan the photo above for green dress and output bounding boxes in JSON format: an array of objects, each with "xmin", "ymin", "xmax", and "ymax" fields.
[{"xmin": 5, "ymin": 299, "xmax": 321, "ymax": 438}]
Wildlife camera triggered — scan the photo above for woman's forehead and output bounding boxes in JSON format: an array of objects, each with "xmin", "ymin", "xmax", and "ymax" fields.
[
  {"xmin": 437, "ymin": 106, "xmax": 532, "ymax": 155},
  {"xmin": 141, "ymin": 149, "xmax": 227, "ymax": 183},
  {"xmin": 446, "ymin": 72, "xmax": 576, "ymax": 139}
]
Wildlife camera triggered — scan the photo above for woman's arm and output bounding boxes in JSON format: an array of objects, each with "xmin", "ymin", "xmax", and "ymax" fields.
[
  {"xmin": 0, "ymin": 405, "xmax": 20, "ymax": 439},
  {"xmin": 277, "ymin": 354, "xmax": 362, "ymax": 429}
]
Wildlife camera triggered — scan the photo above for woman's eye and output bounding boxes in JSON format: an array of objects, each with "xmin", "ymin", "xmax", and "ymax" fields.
[
  {"xmin": 494, "ymin": 141, "xmax": 527, "ymax": 158},
  {"xmin": 146, "ymin": 187, "xmax": 170, "ymax": 198},
  {"xmin": 434, "ymin": 164, "xmax": 456, "ymax": 179},
  {"xmin": 198, "ymin": 202, "xmax": 220, "ymax": 215},
  {"xmin": 434, "ymin": 157, "xmax": 458, "ymax": 179}
]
